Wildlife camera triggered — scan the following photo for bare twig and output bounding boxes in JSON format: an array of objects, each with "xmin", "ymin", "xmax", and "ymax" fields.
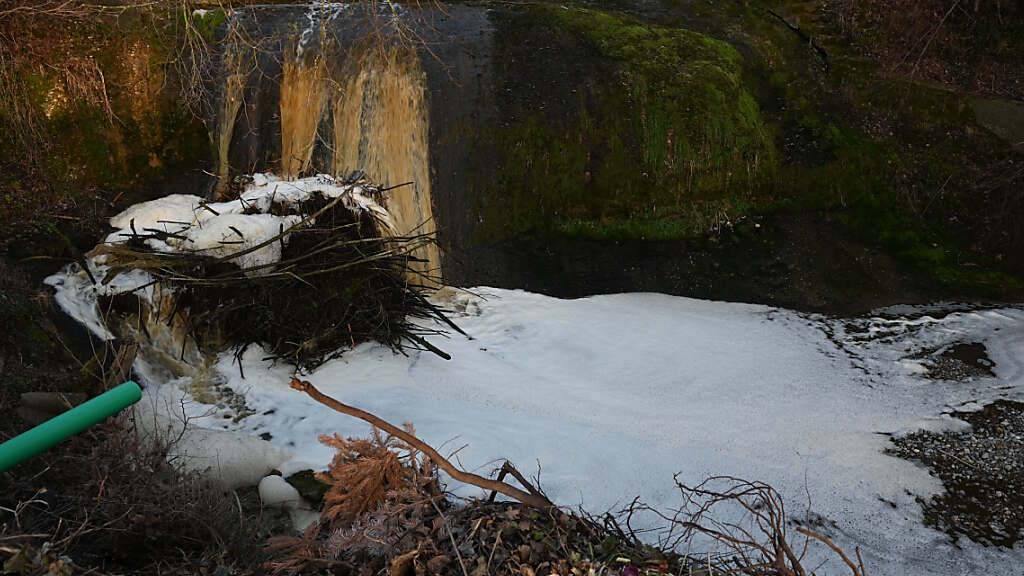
[{"xmin": 795, "ymin": 527, "xmax": 867, "ymax": 576}]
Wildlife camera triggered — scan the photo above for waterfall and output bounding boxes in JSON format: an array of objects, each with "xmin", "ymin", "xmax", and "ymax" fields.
[
  {"xmin": 280, "ymin": 53, "xmax": 328, "ymax": 179},
  {"xmin": 214, "ymin": 46, "xmax": 247, "ymax": 199},
  {"xmin": 55, "ymin": 9, "xmax": 449, "ymax": 406},
  {"xmin": 117, "ymin": 284, "xmax": 218, "ymax": 401},
  {"xmin": 332, "ymin": 46, "xmax": 439, "ymax": 283},
  {"xmin": 210, "ymin": 18, "xmax": 440, "ymax": 282}
]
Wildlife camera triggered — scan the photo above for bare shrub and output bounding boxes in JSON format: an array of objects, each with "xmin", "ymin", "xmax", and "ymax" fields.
[
  {"xmin": 0, "ymin": 419, "xmax": 284, "ymax": 574},
  {"xmin": 611, "ymin": 475, "xmax": 868, "ymax": 576}
]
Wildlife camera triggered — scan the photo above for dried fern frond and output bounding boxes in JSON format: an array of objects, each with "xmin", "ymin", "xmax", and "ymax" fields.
[{"xmin": 316, "ymin": 424, "xmax": 438, "ymax": 527}]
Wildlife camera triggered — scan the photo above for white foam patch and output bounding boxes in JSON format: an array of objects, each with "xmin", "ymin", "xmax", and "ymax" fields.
[
  {"xmin": 100, "ymin": 173, "xmax": 390, "ymax": 267},
  {"xmin": 132, "ymin": 384, "xmax": 289, "ymax": 489},
  {"xmin": 184, "ymin": 289, "xmax": 1024, "ymax": 576},
  {"xmin": 45, "ymin": 263, "xmax": 155, "ymax": 340},
  {"xmin": 258, "ymin": 475, "xmax": 319, "ymax": 530},
  {"xmin": 183, "ymin": 213, "xmax": 303, "ymax": 270},
  {"xmin": 42, "ymin": 183, "xmax": 1024, "ymax": 574},
  {"xmin": 892, "ymin": 415, "xmax": 973, "ymax": 439}
]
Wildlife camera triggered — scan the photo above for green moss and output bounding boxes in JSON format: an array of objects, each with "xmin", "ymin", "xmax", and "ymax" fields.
[
  {"xmin": 191, "ymin": 8, "xmax": 227, "ymax": 42},
  {"xmin": 557, "ymin": 196, "xmax": 756, "ymax": 241},
  {"xmin": 720, "ymin": 4, "xmax": 1021, "ymax": 294},
  {"xmin": 475, "ymin": 5, "xmax": 774, "ymax": 241},
  {"xmin": 838, "ymin": 190, "xmax": 1024, "ymax": 296},
  {"xmin": 0, "ymin": 9, "xmax": 209, "ymax": 195},
  {"xmin": 552, "ymin": 5, "xmax": 774, "ymax": 193},
  {"xmin": 470, "ymin": 0, "xmax": 1023, "ymax": 294},
  {"xmin": 559, "ymin": 218, "xmax": 687, "ymax": 241},
  {"xmin": 835, "ymin": 83, "xmax": 1017, "ymax": 293}
]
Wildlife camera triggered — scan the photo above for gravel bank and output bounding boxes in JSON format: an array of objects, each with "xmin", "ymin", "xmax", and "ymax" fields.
[{"xmin": 889, "ymin": 400, "xmax": 1024, "ymax": 547}]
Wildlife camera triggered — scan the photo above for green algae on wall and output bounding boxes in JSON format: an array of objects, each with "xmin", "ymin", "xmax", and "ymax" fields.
[
  {"xmin": 476, "ymin": 5, "xmax": 775, "ymax": 241},
  {"xmin": 191, "ymin": 8, "xmax": 228, "ymax": 42},
  {"xmin": 729, "ymin": 2, "xmax": 1024, "ymax": 298}
]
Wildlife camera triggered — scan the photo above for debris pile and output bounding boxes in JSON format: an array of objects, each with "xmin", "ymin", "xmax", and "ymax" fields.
[
  {"xmin": 85, "ymin": 173, "xmax": 452, "ymax": 368},
  {"xmin": 262, "ymin": 384, "xmax": 873, "ymax": 576},
  {"xmin": 265, "ymin": 427, "xmax": 684, "ymax": 576}
]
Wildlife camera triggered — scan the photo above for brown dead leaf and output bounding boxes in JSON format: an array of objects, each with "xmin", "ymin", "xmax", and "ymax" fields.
[
  {"xmin": 390, "ymin": 549, "xmax": 419, "ymax": 576},
  {"xmin": 426, "ymin": 554, "xmax": 451, "ymax": 574}
]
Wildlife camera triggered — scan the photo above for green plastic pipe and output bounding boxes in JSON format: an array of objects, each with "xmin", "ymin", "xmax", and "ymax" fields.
[{"xmin": 0, "ymin": 381, "xmax": 142, "ymax": 472}]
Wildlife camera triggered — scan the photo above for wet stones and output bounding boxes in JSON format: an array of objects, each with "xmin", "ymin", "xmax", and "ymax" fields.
[
  {"xmin": 889, "ymin": 400, "xmax": 1024, "ymax": 547},
  {"xmin": 910, "ymin": 341, "xmax": 997, "ymax": 382}
]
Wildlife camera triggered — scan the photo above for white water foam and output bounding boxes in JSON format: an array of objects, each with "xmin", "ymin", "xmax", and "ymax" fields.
[
  {"xmin": 146, "ymin": 289, "xmax": 1024, "ymax": 575},
  {"xmin": 44, "ymin": 187, "xmax": 1024, "ymax": 574}
]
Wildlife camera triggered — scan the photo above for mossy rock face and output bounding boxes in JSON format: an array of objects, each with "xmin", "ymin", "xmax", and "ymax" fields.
[
  {"xmin": 428, "ymin": 1, "xmax": 1024, "ymax": 306},
  {"xmin": 470, "ymin": 5, "xmax": 774, "ymax": 240},
  {"xmin": 699, "ymin": 1, "xmax": 1024, "ymax": 300},
  {"xmin": 0, "ymin": 9, "xmax": 209, "ymax": 201},
  {"xmin": 0, "ymin": 8, "xmax": 211, "ymax": 258}
]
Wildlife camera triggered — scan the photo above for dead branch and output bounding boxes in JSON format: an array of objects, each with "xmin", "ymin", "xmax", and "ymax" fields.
[
  {"xmin": 290, "ymin": 378, "xmax": 554, "ymax": 511},
  {"xmin": 766, "ymin": 8, "xmax": 830, "ymax": 71},
  {"xmin": 611, "ymin": 476, "xmax": 870, "ymax": 576},
  {"xmin": 487, "ymin": 461, "xmax": 546, "ymax": 504},
  {"xmin": 795, "ymin": 527, "xmax": 867, "ymax": 576}
]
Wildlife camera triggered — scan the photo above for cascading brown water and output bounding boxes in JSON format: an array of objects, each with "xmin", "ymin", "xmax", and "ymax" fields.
[
  {"xmin": 211, "ymin": 21, "xmax": 440, "ymax": 280},
  {"xmin": 130, "ymin": 11, "xmax": 447, "ymax": 390},
  {"xmin": 214, "ymin": 46, "xmax": 247, "ymax": 199},
  {"xmin": 280, "ymin": 53, "xmax": 328, "ymax": 179},
  {"xmin": 332, "ymin": 46, "xmax": 439, "ymax": 283},
  {"xmin": 111, "ymin": 284, "xmax": 220, "ymax": 402},
  {"xmin": 91, "ymin": 2, "xmax": 484, "ymax": 410}
]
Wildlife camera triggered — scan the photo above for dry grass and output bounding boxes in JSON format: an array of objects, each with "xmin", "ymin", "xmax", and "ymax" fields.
[
  {"xmin": 0, "ymin": 420, "xmax": 287, "ymax": 575},
  {"xmin": 827, "ymin": 0, "xmax": 1024, "ymax": 98}
]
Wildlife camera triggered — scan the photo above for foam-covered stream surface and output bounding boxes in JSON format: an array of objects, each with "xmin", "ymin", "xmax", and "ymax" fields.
[{"xmin": 47, "ymin": 245, "xmax": 1024, "ymax": 575}]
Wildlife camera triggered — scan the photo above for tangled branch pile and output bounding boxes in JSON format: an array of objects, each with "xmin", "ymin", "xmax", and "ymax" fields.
[
  {"xmin": 264, "ymin": 427, "xmax": 684, "ymax": 576},
  {"xmin": 262, "ymin": 383, "xmax": 871, "ymax": 576},
  {"xmin": 265, "ymin": 430, "xmax": 875, "ymax": 576},
  {"xmin": 93, "ymin": 175, "xmax": 453, "ymax": 368}
]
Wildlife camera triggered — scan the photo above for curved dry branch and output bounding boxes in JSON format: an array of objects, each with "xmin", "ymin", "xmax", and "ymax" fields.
[
  {"xmin": 795, "ymin": 527, "xmax": 867, "ymax": 576},
  {"xmin": 290, "ymin": 378, "xmax": 555, "ymax": 510}
]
